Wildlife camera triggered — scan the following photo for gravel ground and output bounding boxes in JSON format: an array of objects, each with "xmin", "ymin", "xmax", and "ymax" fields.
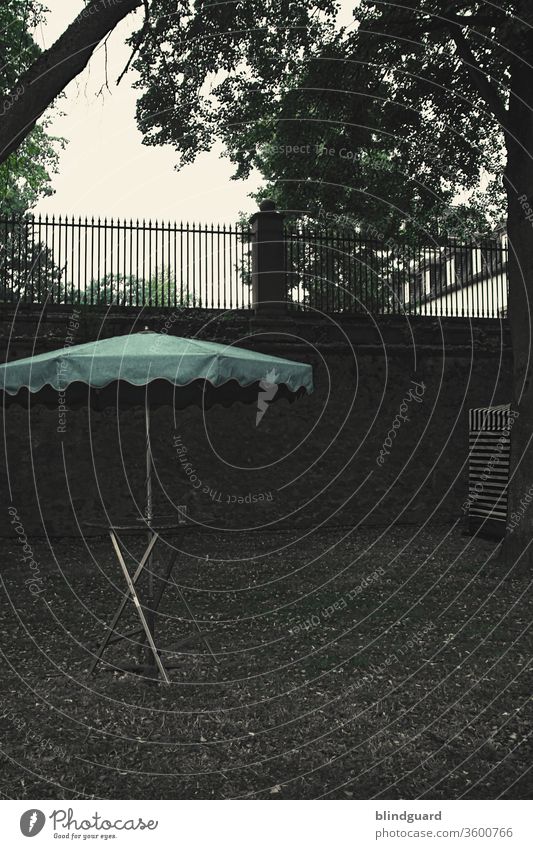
[{"xmin": 0, "ymin": 523, "xmax": 531, "ymax": 799}]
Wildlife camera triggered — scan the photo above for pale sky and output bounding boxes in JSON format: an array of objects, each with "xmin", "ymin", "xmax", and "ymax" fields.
[{"xmin": 33, "ymin": 1, "xmax": 264, "ymax": 223}]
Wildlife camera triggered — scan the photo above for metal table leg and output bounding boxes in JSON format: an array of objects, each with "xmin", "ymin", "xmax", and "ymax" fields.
[
  {"xmin": 88, "ymin": 530, "xmax": 160, "ymax": 676},
  {"xmin": 110, "ymin": 533, "xmax": 170, "ymax": 684}
]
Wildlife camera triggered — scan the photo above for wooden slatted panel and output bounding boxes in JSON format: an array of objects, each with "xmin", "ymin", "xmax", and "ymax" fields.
[{"xmin": 468, "ymin": 404, "xmax": 511, "ymax": 523}]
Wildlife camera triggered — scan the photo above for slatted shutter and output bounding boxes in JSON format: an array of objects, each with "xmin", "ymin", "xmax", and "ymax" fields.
[{"xmin": 468, "ymin": 404, "xmax": 511, "ymax": 535}]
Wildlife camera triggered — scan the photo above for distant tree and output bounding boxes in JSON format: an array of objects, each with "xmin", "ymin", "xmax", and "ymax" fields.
[
  {"xmin": 0, "ymin": 217, "xmax": 63, "ymax": 303},
  {"xmin": 82, "ymin": 268, "xmax": 203, "ymax": 307}
]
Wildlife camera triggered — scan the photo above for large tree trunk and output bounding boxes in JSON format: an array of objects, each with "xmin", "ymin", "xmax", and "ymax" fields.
[
  {"xmin": 502, "ymin": 56, "xmax": 533, "ymax": 568},
  {"xmin": 0, "ymin": 0, "xmax": 142, "ymax": 165}
]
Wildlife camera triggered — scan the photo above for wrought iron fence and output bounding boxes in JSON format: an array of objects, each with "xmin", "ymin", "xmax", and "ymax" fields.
[
  {"xmin": 0, "ymin": 214, "xmax": 509, "ymax": 318},
  {"xmin": 0, "ymin": 215, "xmax": 252, "ymax": 309},
  {"xmin": 285, "ymin": 226, "xmax": 509, "ymax": 318}
]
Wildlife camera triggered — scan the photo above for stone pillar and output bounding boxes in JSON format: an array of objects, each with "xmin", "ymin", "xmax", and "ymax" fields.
[{"xmin": 249, "ymin": 199, "xmax": 287, "ymax": 313}]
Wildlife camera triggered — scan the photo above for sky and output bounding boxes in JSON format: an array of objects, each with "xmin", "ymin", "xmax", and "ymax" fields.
[{"xmin": 33, "ymin": 1, "xmax": 264, "ymax": 224}]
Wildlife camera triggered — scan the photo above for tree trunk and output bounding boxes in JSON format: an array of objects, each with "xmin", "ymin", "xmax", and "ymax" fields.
[
  {"xmin": 502, "ymin": 56, "xmax": 533, "ymax": 569},
  {"xmin": 0, "ymin": 0, "xmax": 142, "ymax": 165}
]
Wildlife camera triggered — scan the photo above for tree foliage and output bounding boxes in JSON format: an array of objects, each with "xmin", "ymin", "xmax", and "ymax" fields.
[
  {"xmin": 0, "ymin": 0, "xmax": 44, "ymax": 88},
  {"xmin": 0, "ymin": 126, "xmax": 63, "ymax": 216},
  {"xmin": 82, "ymin": 268, "xmax": 202, "ymax": 307},
  {"xmin": 132, "ymin": 1, "xmax": 511, "ymax": 238},
  {"xmin": 0, "ymin": 2, "xmax": 65, "ymax": 301},
  {"xmin": 132, "ymin": 0, "xmax": 337, "ymax": 164},
  {"xmin": 0, "ymin": 1, "xmax": 63, "ymax": 215}
]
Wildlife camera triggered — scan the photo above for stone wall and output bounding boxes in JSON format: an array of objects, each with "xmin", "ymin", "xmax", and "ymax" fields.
[{"xmin": 0, "ymin": 306, "xmax": 512, "ymax": 536}]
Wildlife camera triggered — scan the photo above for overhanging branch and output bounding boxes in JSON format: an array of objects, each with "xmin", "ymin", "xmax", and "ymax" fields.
[
  {"xmin": 449, "ymin": 24, "xmax": 509, "ymax": 130},
  {"xmin": 0, "ymin": 0, "xmax": 143, "ymax": 166},
  {"xmin": 364, "ymin": 9, "xmax": 509, "ymax": 129},
  {"xmin": 117, "ymin": 0, "xmax": 151, "ymax": 85}
]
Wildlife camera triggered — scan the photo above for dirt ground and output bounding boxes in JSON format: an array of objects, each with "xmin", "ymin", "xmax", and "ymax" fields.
[{"xmin": 0, "ymin": 523, "xmax": 531, "ymax": 799}]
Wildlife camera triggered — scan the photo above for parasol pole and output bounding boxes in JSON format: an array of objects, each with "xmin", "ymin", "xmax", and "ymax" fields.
[
  {"xmin": 144, "ymin": 392, "xmax": 156, "ymax": 675},
  {"xmin": 145, "ymin": 394, "xmax": 153, "ymax": 524}
]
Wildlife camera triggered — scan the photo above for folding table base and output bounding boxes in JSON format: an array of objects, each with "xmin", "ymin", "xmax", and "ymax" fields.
[{"xmin": 87, "ymin": 523, "xmax": 213, "ymax": 684}]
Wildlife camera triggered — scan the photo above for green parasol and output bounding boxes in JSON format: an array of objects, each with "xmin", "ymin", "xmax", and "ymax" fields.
[
  {"xmin": 0, "ymin": 331, "xmax": 313, "ymax": 680},
  {"xmin": 0, "ymin": 329, "xmax": 313, "ymax": 514}
]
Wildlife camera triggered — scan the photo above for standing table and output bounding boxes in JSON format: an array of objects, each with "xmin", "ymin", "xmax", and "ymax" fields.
[{"xmin": 86, "ymin": 515, "xmax": 211, "ymax": 682}]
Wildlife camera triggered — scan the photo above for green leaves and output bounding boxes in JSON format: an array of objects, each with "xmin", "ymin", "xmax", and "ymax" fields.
[
  {"xmin": 129, "ymin": 0, "xmax": 515, "ymax": 239},
  {"xmin": 0, "ymin": 2, "xmax": 64, "ymax": 216},
  {"xmin": 131, "ymin": 0, "xmax": 337, "ymax": 165},
  {"xmin": 0, "ymin": 126, "xmax": 63, "ymax": 216},
  {"xmin": 0, "ymin": 0, "xmax": 45, "ymax": 94}
]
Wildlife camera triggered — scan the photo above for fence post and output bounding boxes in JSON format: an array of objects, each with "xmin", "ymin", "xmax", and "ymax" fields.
[{"xmin": 249, "ymin": 199, "xmax": 287, "ymax": 313}]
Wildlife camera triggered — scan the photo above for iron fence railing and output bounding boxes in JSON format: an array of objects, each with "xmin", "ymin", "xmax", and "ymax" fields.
[
  {"xmin": 285, "ymin": 227, "xmax": 508, "ymax": 318},
  {"xmin": 0, "ymin": 215, "xmax": 509, "ymax": 318},
  {"xmin": 0, "ymin": 215, "xmax": 252, "ymax": 309}
]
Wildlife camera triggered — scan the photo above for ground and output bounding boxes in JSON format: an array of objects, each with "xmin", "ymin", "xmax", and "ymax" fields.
[{"xmin": 0, "ymin": 524, "xmax": 531, "ymax": 800}]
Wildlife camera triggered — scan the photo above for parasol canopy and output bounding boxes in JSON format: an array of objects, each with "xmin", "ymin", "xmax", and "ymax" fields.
[{"xmin": 0, "ymin": 331, "xmax": 313, "ymax": 408}]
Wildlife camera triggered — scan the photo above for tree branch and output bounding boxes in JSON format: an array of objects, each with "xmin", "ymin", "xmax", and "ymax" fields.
[
  {"xmin": 117, "ymin": 0, "xmax": 151, "ymax": 85},
  {"xmin": 448, "ymin": 24, "xmax": 509, "ymax": 129},
  {"xmin": 361, "ymin": 9, "xmax": 509, "ymax": 128},
  {"xmin": 0, "ymin": 0, "xmax": 143, "ymax": 166}
]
